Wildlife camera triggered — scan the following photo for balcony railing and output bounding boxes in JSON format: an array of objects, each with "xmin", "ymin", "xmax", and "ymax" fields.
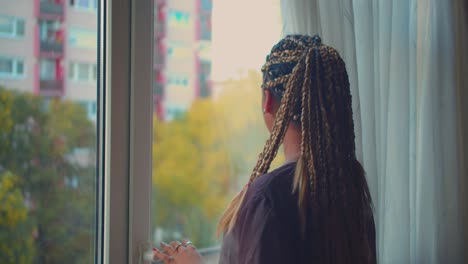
[
  {"xmin": 39, "ymin": 1, "xmax": 65, "ymax": 20},
  {"xmin": 39, "ymin": 79, "xmax": 64, "ymax": 97},
  {"xmin": 40, "ymin": 40, "xmax": 64, "ymax": 58}
]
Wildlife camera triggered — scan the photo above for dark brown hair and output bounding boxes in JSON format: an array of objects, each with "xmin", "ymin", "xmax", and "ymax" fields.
[{"xmin": 218, "ymin": 35, "xmax": 374, "ymax": 263}]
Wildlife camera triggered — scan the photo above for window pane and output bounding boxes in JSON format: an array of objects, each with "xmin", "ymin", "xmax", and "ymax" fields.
[
  {"xmin": 16, "ymin": 61, "xmax": 24, "ymax": 75},
  {"xmin": 152, "ymin": 0, "xmax": 281, "ymax": 261},
  {"xmin": 0, "ymin": 58, "xmax": 13, "ymax": 74},
  {"xmin": 0, "ymin": 1, "xmax": 99, "ymax": 263},
  {"xmin": 77, "ymin": 63, "xmax": 90, "ymax": 80},
  {"xmin": 0, "ymin": 16, "xmax": 14, "ymax": 35},
  {"xmin": 68, "ymin": 63, "xmax": 75, "ymax": 79},
  {"xmin": 77, "ymin": 0, "xmax": 90, "ymax": 8},
  {"xmin": 39, "ymin": 59, "xmax": 55, "ymax": 80},
  {"xmin": 16, "ymin": 19, "xmax": 25, "ymax": 36}
]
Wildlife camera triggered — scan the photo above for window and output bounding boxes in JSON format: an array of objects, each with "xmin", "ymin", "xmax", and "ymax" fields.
[
  {"xmin": 69, "ymin": 62, "xmax": 97, "ymax": 82},
  {"xmin": 167, "ymin": 74, "xmax": 189, "ymax": 87},
  {"xmin": 168, "ymin": 10, "xmax": 192, "ymax": 28},
  {"xmin": 69, "ymin": 0, "xmax": 98, "ymax": 11},
  {"xmin": 0, "ymin": 1, "xmax": 99, "ymax": 263},
  {"xmin": 69, "ymin": 28, "xmax": 97, "ymax": 49},
  {"xmin": 0, "ymin": 15, "xmax": 25, "ymax": 38},
  {"xmin": 151, "ymin": 0, "xmax": 281, "ymax": 261},
  {"xmin": 39, "ymin": 20, "xmax": 61, "ymax": 42},
  {"xmin": 0, "ymin": 57, "xmax": 24, "ymax": 78},
  {"xmin": 39, "ymin": 59, "xmax": 56, "ymax": 80},
  {"xmin": 78, "ymin": 100, "xmax": 97, "ymax": 120}
]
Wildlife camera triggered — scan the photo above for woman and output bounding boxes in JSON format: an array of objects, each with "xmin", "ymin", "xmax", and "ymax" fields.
[{"xmin": 153, "ymin": 34, "xmax": 376, "ymax": 264}]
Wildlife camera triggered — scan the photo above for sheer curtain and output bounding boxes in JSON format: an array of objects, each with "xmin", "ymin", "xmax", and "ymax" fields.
[{"xmin": 280, "ymin": 0, "xmax": 468, "ymax": 263}]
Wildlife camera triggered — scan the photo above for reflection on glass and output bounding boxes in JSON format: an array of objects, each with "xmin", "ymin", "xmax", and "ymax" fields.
[
  {"xmin": 0, "ymin": 0, "xmax": 98, "ymax": 262},
  {"xmin": 152, "ymin": 0, "xmax": 281, "ymax": 261}
]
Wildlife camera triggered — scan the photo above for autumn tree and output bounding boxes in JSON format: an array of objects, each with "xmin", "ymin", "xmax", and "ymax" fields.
[
  {"xmin": 152, "ymin": 71, "xmax": 283, "ymax": 248},
  {"xmin": 0, "ymin": 87, "xmax": 96, "ymax": 263}
]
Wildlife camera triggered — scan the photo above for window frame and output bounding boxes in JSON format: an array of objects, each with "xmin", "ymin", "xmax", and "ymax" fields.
[
  {"xmin": 98, "ymin": 0, "xmax": 153, "ymax": 263},
  {"xmin": 0, "ymin": 15, "xmax": 25, "ymax": 38},
  {"xmin": 0, "ymin": 56, "xmax": 25, "ymax": 79}
]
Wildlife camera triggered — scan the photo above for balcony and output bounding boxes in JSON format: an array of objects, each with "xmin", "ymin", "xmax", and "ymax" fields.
[
  {"xmin": 37, "ymin": 0, "xmax": 65, "ymax": 21},
  {"xmin": 39, "ymin": 79, "xmax": 64, "ymax": 97},
  {"xmin": 40, "ymin": 40, "xmax": 64, "ymax": 58}
]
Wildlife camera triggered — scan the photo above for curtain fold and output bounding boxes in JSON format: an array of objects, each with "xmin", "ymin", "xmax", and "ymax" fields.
[{"xmin": 280, "ymin": 0, "xmax": 467, "ymax": 262}]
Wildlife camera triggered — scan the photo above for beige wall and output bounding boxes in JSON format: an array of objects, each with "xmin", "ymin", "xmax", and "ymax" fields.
[
  {"xmin": 64, "ymin": 7, "xmax": 98, "ymax": 101},
  {"xmin": 0, "ymin": 0, "xmax": 35, "ymax": 93}
]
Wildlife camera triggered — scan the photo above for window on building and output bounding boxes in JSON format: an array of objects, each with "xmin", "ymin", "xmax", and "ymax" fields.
[
  {"xmin": 168, "ymin": 10, "xmax": 191, "ymax": 27},
  {"xmin": 39, "ymin": 59, "xmax": 56, "ymax": 80},
  {"xmin": 0, "ymin": 15, "xmax": 25, "ymax": 38},
  {"xmin": 69, "ymin": 62, "xmax": 97, "ymax": 83},
  {"xmin": 39, "ymin": 20, "xmax": 61, "ymax": 42},
  {"xmin": 78, "ymin": 100, "xmax": 97, "ymax": 120},
  {"xmin": 69, "ymin": 28, "xmax": 97, "ymax": 49},
  {"xmin": 69, "ymin": 0, "xmax": 98, "ymax": 11},
  {"xmin": 0, "ymin": 57, "xmax": 24, "ymax": 78}
]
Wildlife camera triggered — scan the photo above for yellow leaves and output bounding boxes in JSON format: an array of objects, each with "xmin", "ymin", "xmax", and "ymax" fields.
[
  {"xmin": 0, "ymin": 88, "xmax": 14, "ymax": 133},
  {"xmin": 0, "ymin": 171, "xmax": 28, "ymax": 229}
]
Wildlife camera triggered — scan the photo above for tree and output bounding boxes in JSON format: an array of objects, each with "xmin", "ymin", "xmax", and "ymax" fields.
[
  {"xmin": 0, "ymin": 87, "xmax": 96, "ymax": 263},
  {"xmin": 0, "ymin": 171, "xmax": 34, "ymax": 264},
  {"xmin": 152, "ymin": 71, "xmax": 284, "ymax": 248}
]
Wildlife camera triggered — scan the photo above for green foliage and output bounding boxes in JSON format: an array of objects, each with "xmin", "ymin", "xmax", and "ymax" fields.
[{"xmin": 0, "ymin": 87, "xmax": 96, "ymax": 263}]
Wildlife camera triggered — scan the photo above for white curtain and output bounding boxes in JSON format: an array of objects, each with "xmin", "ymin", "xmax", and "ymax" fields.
[{"xmin": 280, "ymin": 0, "xmax": 468, "ymax": 263}]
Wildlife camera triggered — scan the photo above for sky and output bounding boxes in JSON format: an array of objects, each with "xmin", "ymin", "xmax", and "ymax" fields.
[{"xmin": 210, "ymin": 0, "xmax": 282, "ymax": 81}]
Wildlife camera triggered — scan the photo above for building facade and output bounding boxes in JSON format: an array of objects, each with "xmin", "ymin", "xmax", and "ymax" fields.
[
  {"xmin": 0, "ymin": 0, "xmax": 98, "ymax": 121},
  {"xmin": 154, "ymin": 0, "xmax": 212, "ymax": 120},
  {"xmin": 0, "ymin": 0, "xmax": 211, "ymax": 121}
]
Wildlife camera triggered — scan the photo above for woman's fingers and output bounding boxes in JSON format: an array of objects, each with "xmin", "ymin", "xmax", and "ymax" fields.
[
  {"xmin": 160, "ymin": 242, "xmax": 176, "ymax": 256},
  {"xmin": 182, "ymin": 239, "xmax": 196, "ymax": 249},
  {"xmin": 170, "ymin": 241, "xmax": 185, "ymax": 253},
  {"xmin": 152, "ymin": 247, "xmax": 173, "ymax": 264}
]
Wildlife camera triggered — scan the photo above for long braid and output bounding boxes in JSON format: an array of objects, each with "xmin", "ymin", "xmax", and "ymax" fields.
[{"xmin": 217, "ymin": 35, "xmax": 374, "ymax": 263}]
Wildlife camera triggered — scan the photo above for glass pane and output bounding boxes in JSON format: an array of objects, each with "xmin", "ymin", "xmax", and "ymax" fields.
[
  {"xmin": 39, "ymin": 59, "xmax": 55, "ymax": 80},
  {"xmin": 77, "ymin": 63, "xmax": 90, "ymax": 80},
  {"xmin": 16, "ymin": 19, "xmax": 25, "ymax": 36},
  {"xmin": 0, "ymin": 16, "xmax": 14, "ymax": 35},
  {"xmin": 77, "ymin": 0, "xmax": 90, "ymax": 8},
  {"xmin": 0, "ymin": 1, "xmax": 99, "ymax": 263},
  {"xmin": 0, "ymin": 58, "xmax": 13, "ymax": 74},
  {"xmin": 152, "ymin": 0, "xmax": 281, "ymax": 261},
  {"xmin": 16, "ymin": 61, "xmax": 24, "ymax": 75}
]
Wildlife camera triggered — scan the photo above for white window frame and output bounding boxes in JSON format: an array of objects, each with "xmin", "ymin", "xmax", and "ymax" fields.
[
  {"xmin": 0, "ymin": 15, "xmax": 25, "ymax": 38},
  {"xmin": 0, "ymin": 56, "xmax": 25, "ymax": 79},
  {"xmin": 98, "ymin": 0, "xmax": 153, "ymax": 263}
]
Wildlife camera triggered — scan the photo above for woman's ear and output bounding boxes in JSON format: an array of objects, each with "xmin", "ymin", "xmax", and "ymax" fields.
[{"xmin": 262, "ymin": 89, "xmax": 274, "ymax": 114}]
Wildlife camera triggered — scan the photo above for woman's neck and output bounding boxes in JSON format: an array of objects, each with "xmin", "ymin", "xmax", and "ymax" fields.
[{"xmin": 282, "ymin": 125, "xmax": 301, "ymax": 164}]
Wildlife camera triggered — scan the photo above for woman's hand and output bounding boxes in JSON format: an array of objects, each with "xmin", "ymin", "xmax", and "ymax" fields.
[{"xmin": 153, "ymin": 239, "xmax": 204, "ymax": 264}]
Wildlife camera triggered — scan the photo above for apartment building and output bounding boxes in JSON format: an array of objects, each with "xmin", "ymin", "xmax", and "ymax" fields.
[{"xmin": 0, "ymin": 0, "xmax": 212, "ymax": 121}]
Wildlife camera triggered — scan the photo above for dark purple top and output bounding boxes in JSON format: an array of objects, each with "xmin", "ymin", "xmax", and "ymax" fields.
[{"xmin": 219, "ymin": 162, "xmax": 376, "ymax": 264}]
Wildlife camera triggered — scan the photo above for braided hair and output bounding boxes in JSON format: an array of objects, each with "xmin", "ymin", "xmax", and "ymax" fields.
[{"xmin": 218, "ymin": 35, "xmax": 374, "ymax": 263}]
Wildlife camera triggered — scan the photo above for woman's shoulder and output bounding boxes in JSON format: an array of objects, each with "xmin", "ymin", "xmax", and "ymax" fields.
[{"xmin": 246, "ymin": 162, "xmax": 297, "ymax": 206}]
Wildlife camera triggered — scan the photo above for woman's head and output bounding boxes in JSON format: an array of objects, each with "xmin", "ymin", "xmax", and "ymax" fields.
[{"xmin": 219, "ymin": 34, "xmax": 373, "ymax": 263}]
